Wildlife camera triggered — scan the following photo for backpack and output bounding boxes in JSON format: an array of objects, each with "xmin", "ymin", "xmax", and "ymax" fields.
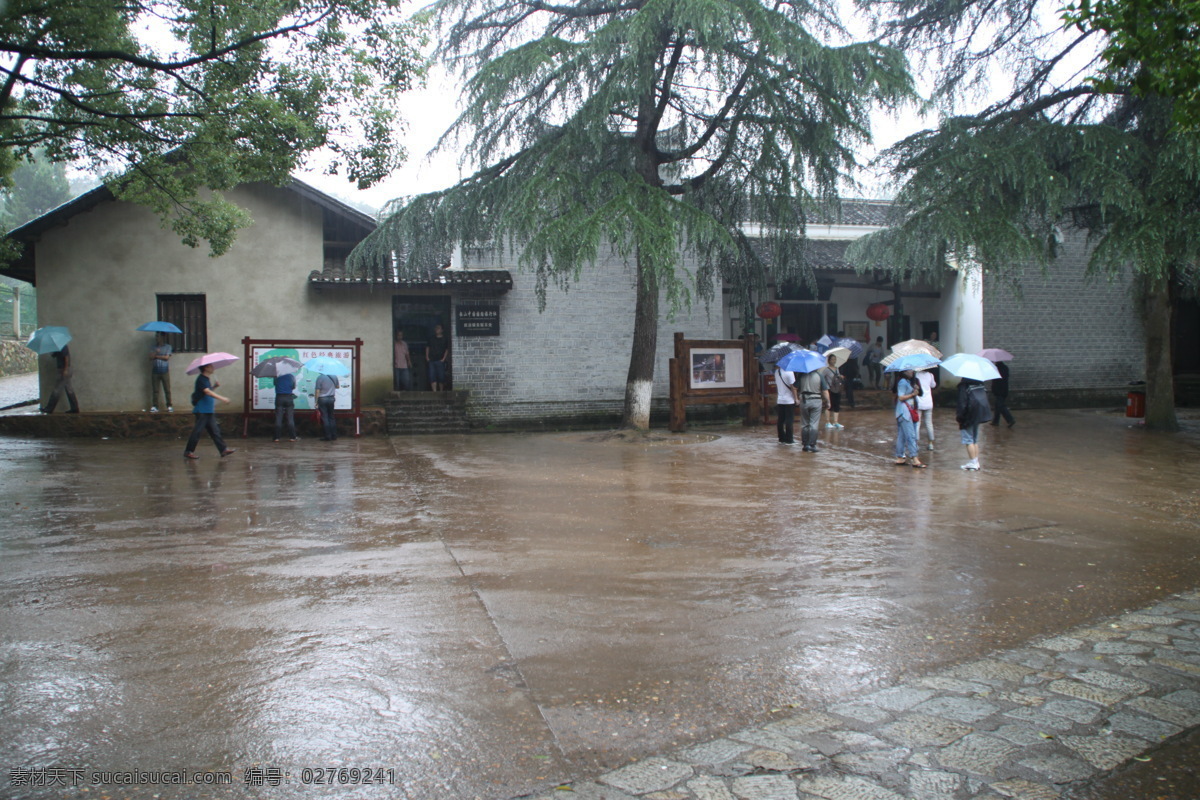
[
  {"xmin": 827, "ymin": 368, "xmax": 844, "ymax": 393},
  {"xmin": 966, "ymin": 385, "xmax": 991, "ymax": 424}
]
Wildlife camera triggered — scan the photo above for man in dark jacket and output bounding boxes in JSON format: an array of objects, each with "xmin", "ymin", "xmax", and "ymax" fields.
[
  {"xmin": 990, "ymin": 361, "xmax": 1016, "ymax": 427},
  {"xmin": 956, "ymin": 378, "xmax": 991, "ymax": 471}
]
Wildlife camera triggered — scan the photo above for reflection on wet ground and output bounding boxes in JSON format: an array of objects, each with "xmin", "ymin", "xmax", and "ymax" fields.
[{"xmin": 0, "ymin": 408, "xmax": 1198, "ymax": 799}]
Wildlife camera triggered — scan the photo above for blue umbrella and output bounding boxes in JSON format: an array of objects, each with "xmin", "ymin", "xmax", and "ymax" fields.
[
  {"xmin": 26, "ymin": 326, "xmax": 72, "ymax": 354},
  {"xmin": 302, "ymin": 356, "xmax": 351, "ymax": 377},
  {"xmin": 775, "ymin": 348, "xmax": 827, "ymax": 373},
  {"xmin": 136, "ymin": 320, "xmax": 183, "ymax": 333},
  {"xmin": 940, "ymin": 353, "xmax": 1001, "ymax": 382},
  {"xmin": 813, "ymin": 334, "xmax": 834, "ymax": 354},
  {"xmin": 758, "ymin": 341, "xmax": 800, "ymax": 365},
  {"xmin": 884, "ymin": 353, "xmax": 940, "ymax": 373}
]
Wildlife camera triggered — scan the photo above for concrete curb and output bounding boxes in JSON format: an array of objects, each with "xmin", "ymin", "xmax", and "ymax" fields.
[{"xmin": 527, "ymin": 590, "xmax": 1200, "ymax": 800}]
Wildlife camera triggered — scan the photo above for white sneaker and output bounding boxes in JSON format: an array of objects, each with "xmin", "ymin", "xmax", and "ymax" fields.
[
  {"xmin": 961, "ymin": 460, "xmax": 980, "ymax": 471},
  {"xmin": 927, "ymin": 443, "xmax": 934, "ymax": 451},
  {"xmin": 835, "ymin": 423, "xmax": 845, "ymax": 429},
  {"xmin": 149, "ymin": 407, "xmax": 158, "ymax": 413},
  {"xmin": 825, "ymin": 423, "xmax": 835, "ymax": 429},
  {"xmin": 167, "ymin": 406, "xmax": 173, "ymax": 412}
]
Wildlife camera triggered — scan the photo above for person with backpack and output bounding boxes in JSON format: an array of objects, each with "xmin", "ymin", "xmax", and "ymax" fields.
[
  {"xmin": 956, "ymin": 377, "xmax": 991, "ymax": 471},
  {"xmin": 822, "ymin": 353, "xmax": 845, "ymax": 430}
]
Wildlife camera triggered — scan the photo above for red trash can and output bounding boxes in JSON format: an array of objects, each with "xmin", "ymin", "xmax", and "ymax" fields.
[{"xmin": 1126, "ymin": 391, "xmax": 1145, "ymax": 418}]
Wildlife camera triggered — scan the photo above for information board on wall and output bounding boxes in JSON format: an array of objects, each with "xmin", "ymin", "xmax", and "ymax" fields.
[
  {"xmin": 456, "ymin": 304, "xmax": 500, "ymax": 336},
  {"xmin": 249, "ymin": 345, "xmax": 354, "ymax": 411}
]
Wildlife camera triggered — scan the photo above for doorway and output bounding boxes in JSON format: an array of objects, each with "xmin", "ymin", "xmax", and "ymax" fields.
[{"xmin": 393, "ymin": 296, "xmax": 452, "ymax": 391}]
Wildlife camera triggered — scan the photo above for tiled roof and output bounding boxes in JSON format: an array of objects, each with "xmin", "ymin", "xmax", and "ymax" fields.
[{"xmin": 308, "ymin": 265, "xmax": 513, "ymax": 291}]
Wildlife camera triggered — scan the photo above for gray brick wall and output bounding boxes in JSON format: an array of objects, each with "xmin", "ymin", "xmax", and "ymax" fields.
[
  {"xmin": 452, "ymin": 247, "xmax": 725, "ymax": 426},
  {"xmin": 982, "ymin": 231, "xmax": 1144, "ymax": 401}
]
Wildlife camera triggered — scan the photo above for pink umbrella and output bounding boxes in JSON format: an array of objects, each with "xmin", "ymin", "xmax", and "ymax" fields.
[
  {"xmin": 185, "ymin": 352, "xmax": 240, "ymax": 375},
  {"xmin": 978, "ymin": 348, "xmax": 1014, "ymax": 362}
]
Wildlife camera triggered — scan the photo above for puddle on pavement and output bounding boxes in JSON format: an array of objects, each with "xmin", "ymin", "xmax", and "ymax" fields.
[{"xmin": 1, "ymin": 409, "xmax": 1198, "ymax": 799}]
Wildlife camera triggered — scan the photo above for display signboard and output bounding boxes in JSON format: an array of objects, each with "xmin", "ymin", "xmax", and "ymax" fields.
[
  {"xmin": 456, "ymin": 304, "xmax": 500, "ymax": 336},
  {"xmin": 249, "ymin": 345, "xmax": 354, "ymax": 411}
]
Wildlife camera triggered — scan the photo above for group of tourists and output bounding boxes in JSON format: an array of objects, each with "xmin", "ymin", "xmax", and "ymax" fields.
[{"xmin": 774, "ymin": 334, "xmax": 1014, "ymax": 471}]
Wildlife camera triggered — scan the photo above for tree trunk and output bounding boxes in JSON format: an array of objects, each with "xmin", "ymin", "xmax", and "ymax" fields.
[
  {"xmin": 622, "ymin": 250, "xmax": 660, "ymax": 430},
  {"xmin": 1141, "ymin": 274, "xmax": 1179, "ymax": 432}
]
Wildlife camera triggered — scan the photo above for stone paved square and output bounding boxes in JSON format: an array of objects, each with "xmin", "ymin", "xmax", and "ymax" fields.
[
  {"xmin": 682, "ymin": 738, "xmax": 755, "ymax": 765},
  {"xmin": 911, "ymin": 696, "xmax": 1001, "ymax": 724},
  {"xmin": 794, "ymin": 775, "xmax": 906, "ymax": 800},
  {"xmin": 936, "ymin": 733, "xmax": 1019, "ymax": 777},
  {"xmin": 730, "ymin": 774, "xmax": 798, "ymax": 799},
  {"xmin": 1016, "ymin": 753, "xmax": 1095, "ymax": 782},
  {"xmin": 600, "ymin": 758, "xmax": 693, "ymax": 794},
  {"xmin": 1104, "ymin": 710, "xmax": 1183, "ymax": 741},
  {"xmin": 880, "ymin": 714, "xmax": 973, "ymax": 747},
  {"xmin": 948, "ymin": 659, "xmax": 1038, "ymax": 684},
  {"xmin": 1047, "ymin": 679, "xmax": 1126, "ymax": 705},
  {"xmin": 1061, "ymin": 733, "xmax": 1148, "ymax": 770},
  {"xmin": 1040, "ymin": 698, "xmax": 1104, "ymax": 724},
  {"xmin": 1124, "ymin": 695, "xmax": 1200, "ymax": 726},
  {"xmin": 861, "ymin": 686, "xmax": 936, "ymax": 712}
]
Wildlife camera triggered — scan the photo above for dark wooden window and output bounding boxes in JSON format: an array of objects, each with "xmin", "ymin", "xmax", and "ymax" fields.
[{"xmin": 156, "ymin": 294, "xmax": 207, "ymax": 352}]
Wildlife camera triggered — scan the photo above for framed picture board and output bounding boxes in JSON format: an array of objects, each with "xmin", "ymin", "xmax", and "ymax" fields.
[{"xmin": 844, "ymin": 321, "xmax": 869, "ymax": 342}]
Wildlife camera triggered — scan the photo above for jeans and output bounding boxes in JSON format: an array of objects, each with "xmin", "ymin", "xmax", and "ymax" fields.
[
  {"xmin": 895, "ymin": 416, "xmax": 919, "ymax": 459},
  {"xmin": 867, "ymin": 363, "xmax": 881, "ymax": 387},
  {"xmin": 274, "ymin": 394, "xmax": 296, "ymax": 440},
  {"xmin": 151, "ymin": 371, "xmax": 171, "ymax": 408},
  {"xmin": 776, "ymin": 403, "xmax": 795, "ymax": 443},
  {"xmin": 800, "ymin": 396, "xmax": 823, "ymax": 447},
  {"xmin": 317, "ymin": 396, "xmax": 338, "ymax": 440},
  {"xmin": 428, "ymin": 360, "xmax": 446, "ymax": 387},
  {"xmin": 917, "ymin": 408, "xmax": 934, "ymax": 443},
  {"xmin": 394, "ymin": 367, "xmax": 412, "ymax": 391},
  {"xmin": 185, "ymin": 413, "xmax": 227, "ymax": 454}
]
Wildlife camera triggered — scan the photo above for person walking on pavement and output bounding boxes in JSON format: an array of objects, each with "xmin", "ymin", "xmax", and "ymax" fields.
[
  {"xmin": 990, "ymin": 360, "xmax": 1016, "ymax": 427},
  {"xmin": 893, "ymin": 368, "xmax": 926, "ymax": 468},
  {"xmin": 183, "ymin": 364, "xmax": 235, "ymax": 459},
  {"xmin": 775, "ymin": 365, "xmax": 799, "ymax": 446},
  {"xmin": 957, "ymin": 377, "xmax": 991, "ymax": 470},
  {"xmin": 314, "ymin": 372, "xmax": 340, "ymax": 441},
  {"xmin": 915, "ymin": 368, "xmax": 937, "ymax": 451},
  {"xmin": 41, "ymin": 344, "xmax": 80, "ymax": 414},
  {"xmin": 797, "ymin": 366, "xmax": 830, "ymax": 453},
  {"xmin": 272, "ymin": 370, "xmax": 298, "ymax": 442},
  {"xmin": 149, "ymin": 332, "xmax": 172, "ymax": 412}
]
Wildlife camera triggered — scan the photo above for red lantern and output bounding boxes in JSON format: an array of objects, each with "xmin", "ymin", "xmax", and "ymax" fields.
[
  {"xmin": 756, "ymin": 301, "xmax": 782, "ymax": 320},
  {"xmin": 866, "ymin": 302, "xmax": 891, "ymax": 322}
]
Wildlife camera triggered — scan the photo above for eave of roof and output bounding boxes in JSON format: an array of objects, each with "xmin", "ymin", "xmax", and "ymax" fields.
[{"xmin": 308, "ymin": 268, "xmax": 513, "ymax": 292}]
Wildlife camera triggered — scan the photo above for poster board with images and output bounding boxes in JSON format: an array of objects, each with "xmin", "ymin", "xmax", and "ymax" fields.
[
  {"xmin": 249, "ymin": 345, "xmax": 355, "ymax": 411},
  {"xmin": 668, "ymin": 333, "xmax": 760, "ymax": 431},
  {"xmin": 689, "ymin": 347, "xmax": 744, "ymax": 391},
  {"xmin": 844, "ymin": 321, "xmax": 869, "ymax": 342},
  {"xmin": 241, "ymin": 338, "xmax": 363, "ymax": 436}
]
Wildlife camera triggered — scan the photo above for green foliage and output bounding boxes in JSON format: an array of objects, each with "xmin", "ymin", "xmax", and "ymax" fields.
[
  {"xmin": 0, "ymin": 152, "xmax": 72, "ymax": 230},
  {"xmin": 1064, "ymin": 0, "xmax": 1200, "ymax": 129},
  {"xmin": 0, "ymin": 0, "xmax": 426, "ymax": 256},
  {"xmin": 352, "ymin": 0, "xmax": 913, "ymax": 313}
]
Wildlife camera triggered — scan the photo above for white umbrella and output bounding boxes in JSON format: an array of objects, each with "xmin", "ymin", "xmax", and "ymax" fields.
[{"xmin": 940, "ymin": 353, "xmax": 1002, "ymax": 382}]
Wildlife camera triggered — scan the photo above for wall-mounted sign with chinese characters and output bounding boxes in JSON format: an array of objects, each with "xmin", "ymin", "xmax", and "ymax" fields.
[{"xmin": 456, "ymin": 304, "xmax": 500, "ymax": 337}]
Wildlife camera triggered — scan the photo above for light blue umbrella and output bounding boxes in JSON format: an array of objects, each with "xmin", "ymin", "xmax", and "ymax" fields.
[
  {"xmin": 136, "ymin": 320, "xmax": 183, "ymax": 333},
  {"xmin": 883, "ymin": 353, "xmax": 940, "ymax": 373},
  {"xmin": 26, "ymin": 326, "xmax": 72, "ymax": 354},
  {"xmin": 775, "ymin": 348, "xmax": 827, "ymax": 374},
  {"xmin": 940, "ymin": 353, "xmax": 1001, "ymax": 382},
  {"xmin": 302, "ymin": 356, "xmax": 351, "ymax": 377}
]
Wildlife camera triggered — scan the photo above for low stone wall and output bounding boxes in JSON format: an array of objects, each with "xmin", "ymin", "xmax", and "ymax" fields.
[
  {"xmin": 0, "ymin": 339, "xmax": 36, "ymax": 378},
  {"xmin": 0, "ymin": 407, "xmax": 388, "ymax": 439}
]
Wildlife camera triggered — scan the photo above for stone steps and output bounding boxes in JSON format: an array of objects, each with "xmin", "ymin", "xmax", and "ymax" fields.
[{"xmin": 384, "ymin": 391, "xmax": 471, "ymax": 435}]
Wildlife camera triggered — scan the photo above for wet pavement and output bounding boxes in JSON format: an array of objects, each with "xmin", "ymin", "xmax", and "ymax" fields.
[
  {"xmin": 0, "ymin": 371, "xmax": 38, "ymax": 410},
  {"xmin": 1, "ymin": 404, "xmax": 1198, "ymax": 800}
]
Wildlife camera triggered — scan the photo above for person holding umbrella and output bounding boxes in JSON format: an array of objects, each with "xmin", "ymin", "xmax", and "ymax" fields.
[
  {"xmin": 43, "ymin": 344, "xmax": 80, "ymax": 414},
  {"xmin": 892, "ymin": 366, "xmax": 927, "ymax": 468},
  {"xmin": 148, "ymin": 332, "xmax": 173, "ymax": 412},
  {"xmin": 273, "ymin": 368, "xmax": 299, "ymax": 442},
  {"xmin": 956, "ymin": 378, "xmax": 991, "ymax": 471},
  {"xmin": 183, "ymin": 353, "xmax": 239, "ymax": 459}
]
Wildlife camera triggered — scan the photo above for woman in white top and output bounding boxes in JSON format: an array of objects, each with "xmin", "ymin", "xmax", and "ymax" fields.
[{"xmin": 915, "ymin": 369, "xmax": 937, "ymax": 450}]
